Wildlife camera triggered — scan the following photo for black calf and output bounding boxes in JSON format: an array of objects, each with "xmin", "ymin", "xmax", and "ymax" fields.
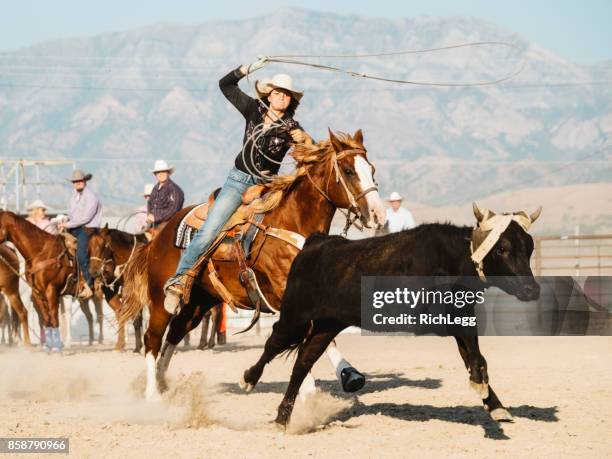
[{"xmin": 244, "ymin": 208, "xmax": 541, "ymax": 427}]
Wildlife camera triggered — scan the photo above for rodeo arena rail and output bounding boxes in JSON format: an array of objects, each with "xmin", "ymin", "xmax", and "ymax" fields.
[{"xmin": 1, "ymin": 156, "xmax": 611, "ymax": 347}]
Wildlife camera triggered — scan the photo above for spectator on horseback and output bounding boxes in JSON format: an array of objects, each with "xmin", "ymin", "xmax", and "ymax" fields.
[
  {"xmin": 163, "ymin": 57, "xmax": 312, "ymax": 310},
  {"xmin": 385, "ymin": 192, "xmax": 415, "ymax": 233},
  {"xmin": 58, "ymin": 169, "xmax": 102, "ymax": 299},
  {"xmin": 135, "ymin": 183, "xmax": 154, "ymax": 233},
  {"xmin": 26, "ymin": 199, "xmax": 58, "ymax": 235},
  {"xmin": 147, "ymin": 160, "xmax": 184, "ymax": 228}
]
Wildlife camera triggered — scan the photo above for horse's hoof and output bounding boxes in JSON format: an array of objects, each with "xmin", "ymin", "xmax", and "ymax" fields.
[
  {"xmin": 239, "ymin": 374, "xmax": 255, "ymax": 393},
  {"xmin": 490, "ymin": 407, "xmax": 514, "ymax": 422},
  {"xmin": 340, "ymin": 367, "xmax": 366, "ymax": 393}
]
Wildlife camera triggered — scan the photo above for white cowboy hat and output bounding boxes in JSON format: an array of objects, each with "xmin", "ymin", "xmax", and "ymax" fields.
[
  {"xmin": 151, "ymin": 159, "xmax": 175, "ymax": 174},
  {"xmin": 387, "ymin": 192, "xmax": 403, "ymax": 201},
  {"xmin": 27, "ymin": 199, "xmax": 48, "ymax": 211},
  {"xmin": 256, "ymin": 74, "xmax": 303, "ymax": 102},
  {"xmin": 67, "ymin": 169, "xmax": 93, "ymax": 182},
  {"xmin": 144, "ymin": 183, "xmax": 154, "ymax": 196}
]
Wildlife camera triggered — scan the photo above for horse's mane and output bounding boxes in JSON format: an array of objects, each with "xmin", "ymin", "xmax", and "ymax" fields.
[
  {"xmin": 247, "ymin": 132, "xmax": 363, "ymax": 215},
  {"xmin": 2, "ymin": 211, "xmax": 54, "ymax": 241},
  {"xmin": 108, "ymin": 228, "xmax": 147, "ymax": 245}
]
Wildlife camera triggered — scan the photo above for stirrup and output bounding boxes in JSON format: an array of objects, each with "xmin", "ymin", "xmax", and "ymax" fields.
[{"xmin": 163, "ymin": 281, "xmax": 184, "ymax": 315}]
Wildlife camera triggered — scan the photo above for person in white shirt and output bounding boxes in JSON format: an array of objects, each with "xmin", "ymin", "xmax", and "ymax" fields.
[
  {"xmin": 384, "ymin": 191, "xmax": 415, "ymax": 233},
  {"xmin": 134, "ymin": 183, "xmax": 154, "ymax": 234}
]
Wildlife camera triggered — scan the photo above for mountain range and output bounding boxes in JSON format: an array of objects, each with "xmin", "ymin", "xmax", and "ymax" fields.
[{"xmin": 0, "ymin": 8, "xmax": 610, "ymax": 233}]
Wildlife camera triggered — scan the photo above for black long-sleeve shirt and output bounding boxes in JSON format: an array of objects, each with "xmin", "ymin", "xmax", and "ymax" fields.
[
  {"xmin": 147, "ymin": 179, "xmax": 184, "ymax": 223},
  {"xmin": 219, "ymin": 67, "xmax": 303, "ymax": 177}
]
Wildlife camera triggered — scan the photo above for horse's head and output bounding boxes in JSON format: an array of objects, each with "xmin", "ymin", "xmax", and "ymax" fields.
[
  {"xmin": 321, "ymin": 129, "xmax": 385, "ymax": 229},
  {"xmin": 471, "ymin": 202, "xmax": 542, "ymax": 301},
  {"xmin": 88, "ymin": 224, "xmax": 113, "ymax": 281},
  {"xmin": 0, "ymin": 211, "xmax": 14, "ymax": 243}
]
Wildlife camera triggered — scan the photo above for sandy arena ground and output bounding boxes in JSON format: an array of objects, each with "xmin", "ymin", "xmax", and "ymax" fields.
[{"xmin": 0, "ymin": 333, "xmax": 610, "ymax": 458}]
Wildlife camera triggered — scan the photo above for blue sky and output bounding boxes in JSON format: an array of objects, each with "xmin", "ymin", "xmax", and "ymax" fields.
[{"xmin": 1, "ymin": 0, "xmax": 610, "ymax": 63}]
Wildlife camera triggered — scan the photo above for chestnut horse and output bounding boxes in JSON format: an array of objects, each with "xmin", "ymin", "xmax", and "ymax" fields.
[
  {"xmin": 120, "ymin": 130, "xmax": 386, "ymax": 399},
  {"xmin": 0, "ymin": 211, "xmax": 75, "ymax": 351},
  {"xmin": 88, "ymin": 226, "xmax": 147, "ymax": 351},
  {"xmin": 0, "ymin": 243, "xmax": 31, "ymax": 345}
]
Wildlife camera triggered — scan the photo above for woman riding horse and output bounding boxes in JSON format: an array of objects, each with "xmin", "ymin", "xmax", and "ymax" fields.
[{"xmin": 163, "ymin": 57, "xmax": 311, "ymax": 310}]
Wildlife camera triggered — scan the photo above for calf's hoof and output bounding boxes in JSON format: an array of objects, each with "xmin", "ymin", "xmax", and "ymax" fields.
[
  {"xmin": 239, "ymin": 372, "xmax": 255, "ymax": 393},
  {"xmin": 490, "ymin": 407, "xmax": 514, "ymax": 422},
  {"xmin": 469, "ymin": 379, "xmax": 489, "ymax": 399}
]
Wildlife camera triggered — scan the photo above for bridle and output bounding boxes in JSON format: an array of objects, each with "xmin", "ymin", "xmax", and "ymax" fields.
[
  {"xmin": 304, "ymin": 148, "xmax": 378, "ymax": 236},
  {"xmin": 90, "ymin": 234, "xmax": 138, "ymax": 290}
]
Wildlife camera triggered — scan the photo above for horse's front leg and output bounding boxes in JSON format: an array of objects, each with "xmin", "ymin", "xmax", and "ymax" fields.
[
  {"xmin": 59, "ymin": 297, "xmax": 72, "ymax": 348},
  {"xmin": 454, "ymin": 336, "xmax": 513, "ymax": 422},
  {"xmin": 45, "ymin": 285, "xmax": 62, "ymax": 353},
  {"xmin": 156, "ymin": 292, "xmax": 215, "ymax": 392},
  {"xmin": 144, "ymin": 303, "xmax": 171, "ymax": 400},
  {"xmin": 78, "ymin": 298, "xmax": 94, "ymax": 345}
]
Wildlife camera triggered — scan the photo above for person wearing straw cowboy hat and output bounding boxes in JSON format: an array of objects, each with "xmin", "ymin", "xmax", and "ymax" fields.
[
  {"xmin": 134, "ymin": 183, "xmax": 154, "ymax": 234},
  {"xmin": 163, "ymin": 57, "xmax": 312, "ymax": 310},
  {"xmin": 384, "ymin": 191, "xmax": 415, "ymax": 233},
  {"xmin": 26, "ymin": 199, "xmax": 58, "ymax": 235},
  {"xmin": 58, "ymin": 169, "xmax": 103, "ymax": 299},
  {"xmin": 147, "ymin": 160, "xmax": 184, "ymax": 229}
]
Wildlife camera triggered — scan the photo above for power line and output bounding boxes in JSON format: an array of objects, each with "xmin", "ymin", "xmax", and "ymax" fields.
[{"xmin": 0, "ymin": 81, "xmax": 611, "ymax": 93}]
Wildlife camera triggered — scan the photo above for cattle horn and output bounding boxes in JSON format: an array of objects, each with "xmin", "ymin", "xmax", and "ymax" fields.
[
  {"xmin": 529, "ymin": 206, "xmax": 543, "ymax": 223},
  {"xmin": 472, "ymin": 202, "xmax": 486, "ymax": 223}
]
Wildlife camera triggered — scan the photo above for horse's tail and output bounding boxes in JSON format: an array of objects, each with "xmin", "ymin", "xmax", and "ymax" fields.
[
  {"xmin": 281, "ymin": 320, "xmax": 314, "ymax": 359},
  {"xmin": 118, "ymin": 243, "xmax": 151, "ymax": 326}
]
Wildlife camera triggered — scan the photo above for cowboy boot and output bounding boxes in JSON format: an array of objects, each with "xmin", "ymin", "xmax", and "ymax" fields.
[
  {"xmin": 163, "ymin": 278, "xmax": 187, "ymax": 314},
  {"xmin": 78, "ymin": 283, "xmax": 93, "ymax": 300}
]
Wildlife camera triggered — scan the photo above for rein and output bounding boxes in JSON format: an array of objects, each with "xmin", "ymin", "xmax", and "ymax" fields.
[{"xmin": 91, "ymin": 234, "xmax": 139, "ymax": 290}]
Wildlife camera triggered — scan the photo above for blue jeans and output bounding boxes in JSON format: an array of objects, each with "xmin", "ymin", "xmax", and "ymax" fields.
[
  {"xmin": 70, "ymin": 226, "xmax": 93, "ymax": 287},
  {"xmin": 166, "ymin": 167, "xmax": 259, "ymax": 289}
]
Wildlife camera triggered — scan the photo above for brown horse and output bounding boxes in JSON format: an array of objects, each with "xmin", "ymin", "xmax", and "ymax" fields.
[
  {"xmin": 120, "ymin": 130, "xmax": 386, "ymax": 399},
  {"xmin": 0, "ymin": 211, "xmax": 75, "ymax": 351},
  {"xmin": 88, "ymin": 226, "xmax": 147, "ymax": 351},
  {"xmin": 0, "ymin": 244, "xmax": 31, "ymax": 345}
]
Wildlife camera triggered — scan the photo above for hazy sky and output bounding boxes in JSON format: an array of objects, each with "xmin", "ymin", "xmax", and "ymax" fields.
[{"xmin": 0, "ymin": 1, "xmax": 610, "ymax": 63}]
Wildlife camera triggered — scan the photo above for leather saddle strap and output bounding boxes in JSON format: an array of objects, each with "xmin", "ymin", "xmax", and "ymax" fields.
[
  {"xmin": 247, "ymin": 218, "xmax": 305, "ymax": 251},
  {"xmin": 206, "ymin": 260, "xmax": 238, "ymax": 313},
  {"xmin": 29, "ymin": 247, "xmax": 67, "ymax": 275},
  {"xmin": 265, "ymin": 227, "xmax": 305, "ymax": 251},
  {"xmin": 182, "ymin": 230, "xmax": 230, "ymax": 303}
]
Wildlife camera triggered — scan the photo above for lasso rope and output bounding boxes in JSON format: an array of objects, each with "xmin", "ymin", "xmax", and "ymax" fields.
[{"xmin": 266, "ymin": 41, "xmax": 526, "ymax": 87}]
